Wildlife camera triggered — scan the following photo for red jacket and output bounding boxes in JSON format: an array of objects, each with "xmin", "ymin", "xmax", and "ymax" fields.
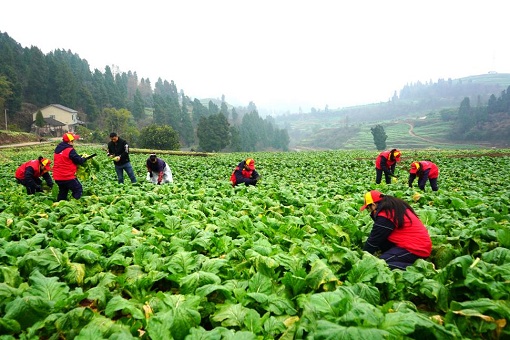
[
  {"xmin": 53, "ymin": 142, "xmax": 86, "ymax": 180},
  {"xmin": 53, "ymin": 148, "xmax": 77, "ymax": 180},
  {"xmin": 230, "ymin": 160, "xmax": 259, "ymax": 186},
  {"xmin": 416, "ymin": 161, "xmax": 439, "ymax": 179},
  {"xmin": 15, "ymin": 160, "xmax": 43, "ymax": 180},
  {"xmin": 378, "ymin": 209, "xmax": 432, "ymax": 257},
  {"xmin": 376, "ymin": 151, "xmax": 398, "ymax": 170}
]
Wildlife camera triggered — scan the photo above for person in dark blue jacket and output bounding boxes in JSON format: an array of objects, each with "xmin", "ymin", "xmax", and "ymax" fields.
[{"xmin": 146, "ymin": 154, "xmax": 173, "ymax": 184}]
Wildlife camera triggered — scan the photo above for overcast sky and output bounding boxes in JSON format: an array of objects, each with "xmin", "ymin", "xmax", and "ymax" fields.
[{"xmin": 2, "ymin": 1, "xmax": 509, "ymax": 115}]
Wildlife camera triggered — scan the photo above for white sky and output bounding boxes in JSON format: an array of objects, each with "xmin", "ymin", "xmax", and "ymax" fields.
[{"xmin": 2, "ymin": 1, "xmax": 509, "ymax": 115}]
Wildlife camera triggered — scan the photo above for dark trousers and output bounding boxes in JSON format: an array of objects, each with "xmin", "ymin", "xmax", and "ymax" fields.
[
  {"xmin": 55, "ymin": 179, "xmax": 83, "ymax": 201},
  {"xmin": 419, "ymin": 177, "xmax": 439, "ymax": 191},
  {"xmin": 380, "ymin": 246, "xmax": 421, "ymax": 270},
  {"xmin": 429, "ymin": 178, "xmax": 438, "ymax": 191},
  {"xmin": 17, "ymin": 178, "xmax": 42, "ymax": 195},
  {"xmin": 375, "ymin": 169, "xmax": 391, "ymax": 184}
]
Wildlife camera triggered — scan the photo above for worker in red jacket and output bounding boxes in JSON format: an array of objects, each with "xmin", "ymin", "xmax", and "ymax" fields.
[
  {"xmin": 230, "ymin": 158, "xmax": 260, "ymax": 187},
  {"xmin": 53, "ymin": 132, "xmax": 89, "ymax": 201},
  {"xmin": 360, "ymin": 190, "xmax": 432, "ymax": 270},
  {"xmin": 408, "ymin": 161, "xmax": 439, "ymax": 191},
  {"xmin": 375, "ymin": 148, "xmax": 401, "ymax": 184},
  {"xmin": 15, "ymin": 156, "xmax": 53, "ymax": 194}
]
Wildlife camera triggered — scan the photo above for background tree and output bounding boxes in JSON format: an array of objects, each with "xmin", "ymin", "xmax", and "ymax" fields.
[
  {"xmin": 131, "ymin": 88, "xmax": 145, "ymax": 121},
  {"xmin": 102, "ymin": 107, "xmax": 133, "ymax": 135},
  {"xmin": 231, "ymin": 107, "xmax": 239, "ymax": 125},
  {"xmin": 179, "ymin": 94, "xmax": 194, "ymax": 146},
  {"xmin": 371, "ymin": 124, "xmax": 387, "ymax": 150},
  {"xmin": 208, "ymin": 100, "xmax": 219, "ymax": 115},
  {"xmin": 220, "ymin": 94, "xmax": 229, "ymax": 120},
  {"xmin": 197, "ymin": 113, "xmax": 230, "ymax": 152},
  {"xmin": 229, "ymin": 126, "xmax": 241, "ymax": 151},
  {"xmin": 138, "ymin": 124, "xmax": 180, "ymax": 150},
  {"xmin": 191, "ymin": 99, "xmax": 208, "ymax": 126},
  {"xmin": 452, "ymin": 97, "xmax": 474, "ymax": 139},
  {"xmin": 34, "ymin": 110, "xmax": 45, "ymax": 130}
]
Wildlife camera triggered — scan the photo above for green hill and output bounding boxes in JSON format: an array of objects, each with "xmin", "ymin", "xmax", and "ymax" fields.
[{"xmin": 276, "ymin": 73, "xmax": 510, "ymax": 150}]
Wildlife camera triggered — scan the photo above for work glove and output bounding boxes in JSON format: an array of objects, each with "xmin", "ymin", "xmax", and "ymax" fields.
[{"xmin": 113, "ymin": 156, "xmax": 120, "ymax": 162}]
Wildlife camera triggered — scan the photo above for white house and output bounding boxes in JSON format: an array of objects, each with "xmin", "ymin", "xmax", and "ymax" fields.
[{"xmin": 33, "ymin": 104, "xmax": 83, "ymax": 133}]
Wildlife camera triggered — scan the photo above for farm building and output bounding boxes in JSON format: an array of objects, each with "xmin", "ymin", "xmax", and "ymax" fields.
[{"xmin": 32, "ymin": 104, "xmax": 84, "ymax": 134}]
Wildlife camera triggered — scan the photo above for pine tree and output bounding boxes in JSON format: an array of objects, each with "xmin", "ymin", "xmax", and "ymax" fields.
[
  {"xmin": 35, "ymin": 110, "xmax": 45, "ymax": 127},
  {"xmin": 371, "ymin": 124, "xmax": 387, "ymax": 150}
]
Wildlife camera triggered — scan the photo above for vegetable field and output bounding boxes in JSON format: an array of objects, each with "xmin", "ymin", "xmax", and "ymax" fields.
[{"xmin": 1, "ymin": 145, "xmax": 509, "ymax": 339}]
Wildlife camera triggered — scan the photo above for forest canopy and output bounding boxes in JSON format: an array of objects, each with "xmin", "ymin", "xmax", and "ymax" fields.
[{"xmin": 0, "ymin": 32, "xmax": 289, "ymax": 152}]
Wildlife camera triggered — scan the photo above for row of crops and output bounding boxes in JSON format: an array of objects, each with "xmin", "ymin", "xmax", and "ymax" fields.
[{"xmin": 0, "ymin": 144, "xmax": 509, "ymax": 339}]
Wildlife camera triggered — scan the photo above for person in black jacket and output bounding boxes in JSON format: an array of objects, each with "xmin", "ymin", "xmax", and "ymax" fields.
[
  {"xmin": 230, "ymin": 158, "xmax": 260, "ymax": 187},
  {"xmin": 107, "ymin": 132, "xmax": 137, "ymax": 184}
]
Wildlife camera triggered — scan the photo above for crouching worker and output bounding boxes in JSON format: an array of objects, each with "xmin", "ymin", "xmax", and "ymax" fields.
[
  {"xmin": 409, "ymin": 161, "xmax": 439, "ymax": 191},
  {"xmin": 360, "ymin": 190, "xmax": 432, "ymax": 270},
  {"xmin": 146, "ymin": 154, "xmax": 173, "ymax": 184},
  {"xmin": 15, "ymin": 157, "xmax": 54, "ymax": 194},
  {"xmin": 230, "ymin": 158, "xmax": 260, "ymax": 187}
]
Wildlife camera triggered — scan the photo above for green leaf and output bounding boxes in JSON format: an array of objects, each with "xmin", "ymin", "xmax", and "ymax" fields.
[
  {"xmin": 65, "ymin": 262, "xmax": 86, "ymax": 286},
  {"xmin": 104, "ymin": 295, "xmax": 144, "ymax": 319},
  {"xmin": 347, "ymin": 255, "xmax": 383, "ymax": 283},
  {"xmin": 314, "ymin": 320, "xmax": 389, "ymax": 339},
  {"xmin": 147, "ymin": 295, "xmax": 202, "ymax": 340},
  {"xmin": 350, "ymin": 283, "xmax": 380, "ymax": 305},
  {"xmin": 243, "ymin": 309, "xmax": 263, "ymax": 334},
  {"xmin": 248, "ymin": 272, "xmax": 272, "ymax": 294},
  {"xmin": 0, "ymin": 317, "xmax": 21, "ymax": 335},
  {"xmin": 418, "ymin": 279, "xmax": 449, "ymax": 311},
  {"xmin": 212, "ymin": 303, "xmax": 250, "ymax": 327},
  {"xmin": 380, "ymin": 312, "xmax": 417, "ymax": 336},
  {"xmin": 179, "ymin": 271, "xmax": 221, "ymax": 294},
  {"xmin": 28, "ymin": 271, "xmax": 70, "ymax": 303},
  {"xmin": 195, "ymin": 284, "xmax": 233, "ymax": 300},
  {"xmin": 306, "ymin": 259, "xmax": 340, "ymax": 290},
  {"xmin": 282, "ymin": 272, "xmax": 307, "ymax": 296},
  {"xmin": 3, "ymin": 296, "xmax": 52, "ymax": 329},
  {"xmin": 167, "ymin": 251, "xmax": 198, "ymax": 276}
]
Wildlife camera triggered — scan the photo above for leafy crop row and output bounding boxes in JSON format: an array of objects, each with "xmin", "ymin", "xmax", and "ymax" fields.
[{"xmin": 0, "ymin": 146, "xmax": 509, "ymax": 339}]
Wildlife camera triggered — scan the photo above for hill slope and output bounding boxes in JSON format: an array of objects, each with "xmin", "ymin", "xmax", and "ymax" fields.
[{"xmin": 275, "ymin": 73, "xmax": 510, "ymax": 150}]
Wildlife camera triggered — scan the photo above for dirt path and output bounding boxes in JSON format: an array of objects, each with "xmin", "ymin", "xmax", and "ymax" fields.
[
  {"xmin": 404, "ymin": 122, "xmax": 451, "ymax": 145},
  {"xmin": 0, "ymin": 140, "xmax": 54, "ymax": 149}
]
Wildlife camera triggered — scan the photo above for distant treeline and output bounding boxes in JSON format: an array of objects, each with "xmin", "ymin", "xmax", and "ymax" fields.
[{"xmin": 0, "ymin": 32, "xmax": 289, "ymax": 152}]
